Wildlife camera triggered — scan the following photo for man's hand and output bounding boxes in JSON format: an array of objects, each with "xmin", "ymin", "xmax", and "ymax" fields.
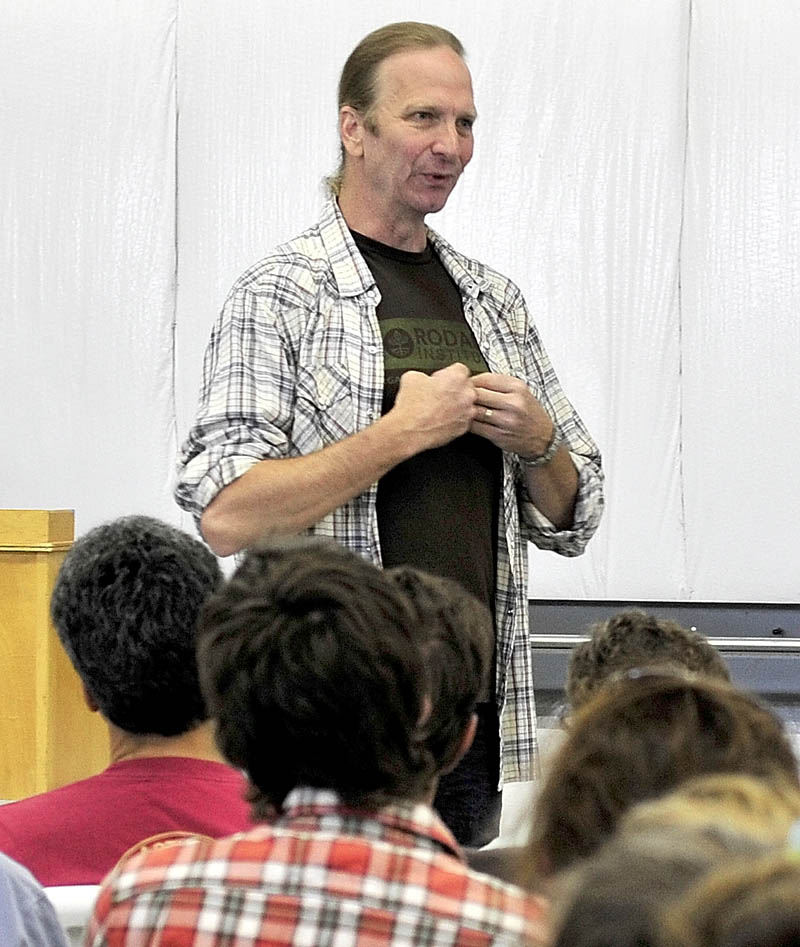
[
  {"xmin": 470, "ymin": 372, "xmax": 578, "ymax": 529},
  {"xmin": 469, "ymin": 372, "xmax": 555, "ymax": 457},
  {"xmin": 391, "ymin": 362, "xmax": 479, "ymax": 452}
]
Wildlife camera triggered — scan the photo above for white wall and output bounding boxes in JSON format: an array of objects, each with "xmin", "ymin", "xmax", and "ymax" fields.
[
  {"xmin": 2, "ymin": 2, "xmax": 179, "ymax": 526},
  {"xmin": 4, "ymin": 1, "xmax": 799, "ymax": 603}
]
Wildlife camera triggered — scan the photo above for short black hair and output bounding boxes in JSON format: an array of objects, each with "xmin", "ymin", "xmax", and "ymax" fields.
[
  {"xmin": 198, "ymin": 536, "xmax": 444, "ymax": 816},
  {"xmin": 197, "ymin": 537, "xmax": 442, "ymax": 814},
  {"xmin": 51, "ymin": 515, "xmax": 222, "ymax": 735}
]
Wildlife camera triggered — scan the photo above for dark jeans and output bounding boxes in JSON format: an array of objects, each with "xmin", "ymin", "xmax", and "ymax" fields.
[{"xmin": 433, "ymin": 702, "xmax": 501, "ymax": 848}]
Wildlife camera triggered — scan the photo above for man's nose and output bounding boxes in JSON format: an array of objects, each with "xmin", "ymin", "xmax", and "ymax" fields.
[{"xmin": 431, "ymin": 122, "xmax": 460, "ymax": 157}]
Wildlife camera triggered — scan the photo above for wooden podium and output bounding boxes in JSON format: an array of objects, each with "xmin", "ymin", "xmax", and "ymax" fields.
[{"xmin": 0, "ymin": 510, "xmax": 109, "ymax": 800}]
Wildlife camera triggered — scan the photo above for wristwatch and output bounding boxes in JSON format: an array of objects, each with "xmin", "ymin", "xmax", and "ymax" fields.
[{"xmin": 519, "ymin": 424, "xmax": 561, "ymax": 468}]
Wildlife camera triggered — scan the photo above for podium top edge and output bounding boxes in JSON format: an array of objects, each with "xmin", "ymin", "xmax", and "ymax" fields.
[{"xmin": 0, "ymin": 510, "xmax": 75, "ymax": 546}]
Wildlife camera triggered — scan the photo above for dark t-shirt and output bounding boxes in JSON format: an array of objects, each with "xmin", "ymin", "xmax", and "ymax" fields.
[{"xmin": 352, "ymin": 231, "xmax": 502, "ymax": 650}]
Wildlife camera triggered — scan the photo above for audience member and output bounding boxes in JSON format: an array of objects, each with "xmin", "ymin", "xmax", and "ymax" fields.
[
  {"xmin": 0, "ymin": 515, "xmax": 251, "ymax": 885},
  {"xmin": 87, "ymin": 537, "xmax": 547, "ymax": 946},
  {"xmin": 621, "ymin": 771, "xmax": 800, "ymax": 844},
  {"xmin": 659, "ymin": 849, "xmax": 800, "ymax": 947},
  {"xmin": 0, "ymin": 852, "xmax": 69, "ymax": 946},
  {"xmin": 546, "ymin": 774, "xmax": 800, "ymax": 947},
  {"xmin": 548, "ymin": 824, "xmax": 765, "ymax": 947},
  {"xmin": 565, "ymin": 608, "xmax": 730, "ymax": 712},
  {"xmin": 518, "ymin": 672, "xmax": 799, "ymax": 889},
  {"xmin": 465, "ymin": 611, "xmax": 732, "ymax": 881}
]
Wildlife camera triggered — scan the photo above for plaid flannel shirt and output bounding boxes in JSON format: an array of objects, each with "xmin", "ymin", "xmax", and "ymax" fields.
[
  {"xmin": 86, "ymin": 787, "xmax": 548, "ymax": 946},
  {"xmin": 175, "ymin": 198, "xmax": 604, "ymax": 783}
]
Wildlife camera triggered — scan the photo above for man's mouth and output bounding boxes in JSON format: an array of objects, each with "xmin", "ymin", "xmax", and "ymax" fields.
[{"xmin": 417, "ymin": 170, "xmax": 458, "ymax": 185}]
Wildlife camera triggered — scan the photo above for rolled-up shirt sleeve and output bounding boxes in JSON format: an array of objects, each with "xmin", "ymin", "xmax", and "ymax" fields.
[
  {"xmin": 519, "ymin": 451, "xmax": 604, "ymax": 556},
  {"xmin": 174, "ymin": 283, "xmax": 296, "ymax": 530},
  {"xmin": 514, "ymin": 301, "xmax": 605, "ymax": 556}
]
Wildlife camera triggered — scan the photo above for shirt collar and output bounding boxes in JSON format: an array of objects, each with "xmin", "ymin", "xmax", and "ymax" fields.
[
  {"xmin": 425, "ymin": 227, "xmax": 487, "ymax": 300},
  {"xmin": 318, "ymin": 197, "xmax": 378, "ymax": 299},
  {"xmin": 278, "ymin": 786, "xmax": 463, "ymax": 861},
  {"xmin": 319, "ymin": 196, "xmax": 487, "ymax": 302}
]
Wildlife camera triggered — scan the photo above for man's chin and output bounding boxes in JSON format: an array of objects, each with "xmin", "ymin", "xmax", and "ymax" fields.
[
  {"xmin": 413, "ymin": 190, "xmax": 455, "ymax": 215},
  {"xmin": 419, "ymin": 202, "xmax": 448, "ymax": 216}
]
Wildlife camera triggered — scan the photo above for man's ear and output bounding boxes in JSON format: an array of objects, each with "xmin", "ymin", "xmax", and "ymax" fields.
[
  {"xmin": 418, "ymin": 694, "xmax": 433, "ymax": 728},
  {"xmin": 441, "ymin": 712, "xmax": 478, "ymax": 776},
  {"xmin": 339, "ymin": 105, "xmax": 366, "ymax": 157}
]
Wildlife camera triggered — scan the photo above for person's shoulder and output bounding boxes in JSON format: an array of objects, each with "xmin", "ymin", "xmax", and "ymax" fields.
[
  {"xmin": 0, "ymin": 849, "xmax": 43, "ymax": 893},
  {"xmin": 111, "ymin": 823, "xmax": 270, "ymax": 884},
  {"xmin": 227, "ymin": 200, "xmax": 349, "ymax": 306},
  {"xmin": 426, "ymin": 851, "xmax": 548, "ymax": 941},
  {"xmin": 89, "ymin": 832, "xmax": 229, "ymax": 939},
  {"xmin": 93, "ymin": 824, "xmax": 271, "ymax": 924},
  {"xmin": 230, "ymin": 223, "xmax": 325, "ymax": 289},
  {"xmin": 464, "ymin": 844, "xmax": 524, "ymax": 884},
  {"xmin": 447, "ymin": 851, "xmax": 535, "ymax": 904},
  {"xmin": 0, "ymin": 769, "xmax": 105, "ymax": 827},
  {"xmin": 0, "ymin": 767, "xmax": 142, "ymax": 868},
  {"xmin": 0, "ymin": 852, "xmax": 70, "ymax": 946}
]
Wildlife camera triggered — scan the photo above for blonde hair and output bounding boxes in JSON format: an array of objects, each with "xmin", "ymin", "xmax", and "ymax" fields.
[
  {"xmin": 547, "ymin": 775, "xmax": 800, "ymax": 947},
  {"xmin": 621, "ymin": 773, "xmax": 800, "ymax": 846}
]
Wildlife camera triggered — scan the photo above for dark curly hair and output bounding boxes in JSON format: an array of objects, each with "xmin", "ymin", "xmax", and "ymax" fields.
[
  {"xmin": 50, "ymin": 515, "xmax": 222, "ymax": 735},
  {"xmin": 197, "ymin": 537, "xmax": 448, "ymax": 815},
  {"xmin": 566, "ymin": 609, "xmax": 730, "ymax": 711}
]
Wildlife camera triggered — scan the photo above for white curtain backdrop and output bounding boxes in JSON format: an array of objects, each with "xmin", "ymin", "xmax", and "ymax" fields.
[
  {"xmin": 2, "ymin": 2, "xmax": 179, "ymax": 526},
  {"xmin": 4, "ymin": 1, "xmax": 799, "ymax": 603}
]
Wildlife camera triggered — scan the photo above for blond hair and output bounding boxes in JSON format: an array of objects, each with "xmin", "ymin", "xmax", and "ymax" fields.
[{"xmin": 621, "ymin": 773, "xmax": 800, "ymax": 846}]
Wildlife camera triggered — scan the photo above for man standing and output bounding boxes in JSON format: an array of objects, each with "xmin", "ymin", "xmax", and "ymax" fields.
[{"xmin": 175, "ymin": 22, "xmax": 604, "ymax": 845}]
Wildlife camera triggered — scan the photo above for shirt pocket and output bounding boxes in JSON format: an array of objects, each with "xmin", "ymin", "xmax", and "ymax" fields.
[{"xmin": 295, "ymin": 362, "xmax": 354, "ymax": 447}]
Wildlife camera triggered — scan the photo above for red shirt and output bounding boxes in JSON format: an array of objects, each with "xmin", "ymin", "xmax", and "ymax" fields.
[
  {"xmin": 0, "ymin": 757, "xmax": 252, "ymax": 885},
  {"xmin": 87, "ymin": 787, "xmax": 548, "ymax": 946}
]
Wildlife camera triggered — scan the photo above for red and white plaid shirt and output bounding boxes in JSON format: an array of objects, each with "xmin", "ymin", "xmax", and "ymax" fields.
[{"xmin": 86, "ymin": 787, "xmax": 547, "ymax": 946}]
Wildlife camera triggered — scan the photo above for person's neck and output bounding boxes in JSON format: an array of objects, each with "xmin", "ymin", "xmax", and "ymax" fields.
[
  {"xmin": 337, "ymin": 187, "xmax": 427, "ymax": 253},
  {"xmin": 108, "ymin": 720, "xmax": 227, "ymax": 766}
]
